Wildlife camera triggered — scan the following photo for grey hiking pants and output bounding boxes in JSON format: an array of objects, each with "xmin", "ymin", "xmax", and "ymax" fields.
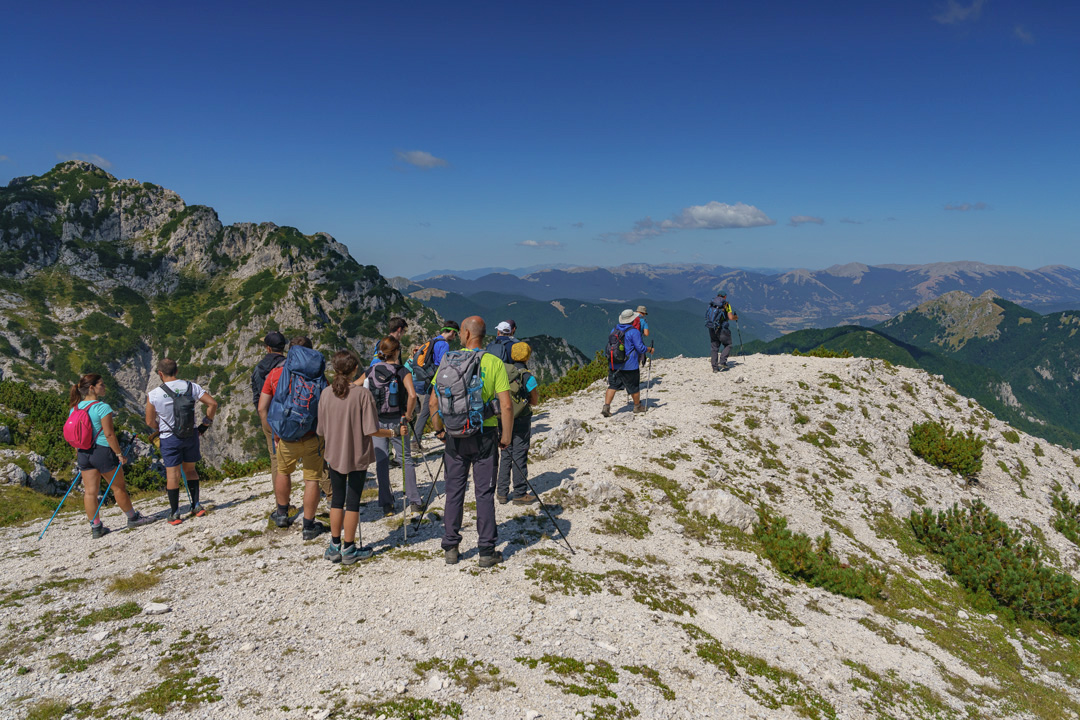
[
  {"xmin": 441, "ymin": 428, "xmax": 499, "ymax": 551},
  {"xmin": 710, "ymin": 328, "xmax": 732, "ymax": 369},
  {"xmin": 413, "ymin": 390, "xmax": 431, "ymax": 443},
  {"xmin": 497, "ymin": 415, "xmax": 532, "ymax": 499},
  {"xmin": 374, "ymin": 420, "xmax": 421, "ymax": 508}
]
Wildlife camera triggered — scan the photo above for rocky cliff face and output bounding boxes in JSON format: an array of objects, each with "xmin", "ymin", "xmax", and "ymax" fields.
[{"xmin": 0, "ymin": 161, "xmax": 440, "ymax": 462}]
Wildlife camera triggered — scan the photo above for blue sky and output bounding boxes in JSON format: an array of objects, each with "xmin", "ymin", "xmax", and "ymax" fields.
[{"xmin": 2, "ymin": 1, "xmax": 1077, "ymax": 278}]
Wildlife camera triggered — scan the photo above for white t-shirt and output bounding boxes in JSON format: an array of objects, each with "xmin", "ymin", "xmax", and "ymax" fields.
[{"xmin": 148, "ymin": 379, "xmax": 207, "ymax": 439}]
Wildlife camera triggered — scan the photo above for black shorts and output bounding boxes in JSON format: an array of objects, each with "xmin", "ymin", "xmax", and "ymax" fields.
[
  {"xmin": 608, "ymin": 368, "xmax": 641, "ymax": 395},
  {"xmin": 76, "ymin": 445, "xmax": 120, "ymax": 474}
]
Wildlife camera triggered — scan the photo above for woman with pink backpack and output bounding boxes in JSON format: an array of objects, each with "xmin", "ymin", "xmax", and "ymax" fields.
[{"xmin": 66, "ymin": 373, "xmax": 153, "ymax": 538}]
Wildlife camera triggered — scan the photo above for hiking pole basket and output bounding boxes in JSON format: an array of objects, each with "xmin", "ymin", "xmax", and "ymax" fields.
[{"xmin": 507, "ymin": 453, "xmax": 574, "ymax": 555}]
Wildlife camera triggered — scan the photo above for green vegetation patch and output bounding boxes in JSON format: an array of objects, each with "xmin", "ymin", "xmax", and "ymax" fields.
[
  {"xmin": 413, "ymin": 657, "xmax": 512, "ymax": 692},
  {"xmin": 76, "ymin": 602, "xmax": 141, "ymax": 627},
  {"xmin": 0, "ymin": 577, "xmax": 86, "ymax": 607},
  {"xmin": 696, "ymin": 558, "xmax": 802, "ymax": 625},
  {"xmin": 24, "ymin": 699, "xmax": 71, "ymax": 720},
  {"xmin": 524, "ymin": 562, "xmax": 604, "ymax": 596},
  {"xmin": 539, "ymin": 352, "xmax": 607, "ymax": 403},
  {"xmin": 355, "ymin": 698, "xmax": 463, "ymax": 719},
  {"xmin": 128, "ymin": 629, "xmax": 222, "ymax": 714},
  {"xmin": 844, "ymin": 659, "xmax": 955, "ymax": 720},
  {"xmin": 50, "ymin": 641, "xmax": 120, "ymax": 673},
  {"xmin": 594, "ymin": 507, "xmax": 651, "ymax": 539},
  {"xmin": 107, "ymin": 571, "xmax": 160, "ymax": 594},
  {"xmin": 622, "ymin": 664, "xmax": 675, "ymax": 700},
  {"xmin": 516, "ymin": 654, "xmax": 618, "ymax": 698},
  {"xmin": 908, "ymin": 420, "xmax": 984, "ymax": 477},
  {"xmin": 791, "ymin": 346, "xmax": 852, "ymax": 359},
  {"xmin": 1051, "ymin": 492, "xmax": 1080, "ymax": 548}
]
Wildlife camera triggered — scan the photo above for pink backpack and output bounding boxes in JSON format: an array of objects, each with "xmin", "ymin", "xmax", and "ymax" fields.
[{"xmin": 63, "ymin": 401, "xmax": 102, "ymax": 450}]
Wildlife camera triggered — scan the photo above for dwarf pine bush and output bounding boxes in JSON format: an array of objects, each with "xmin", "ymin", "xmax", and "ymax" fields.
[
  {"xmin": 791, "ymin": 346, "xmax": 853, "ymax": 359},
  {"xmin": 539, "ymin": 353, "xmax": 607, "ymax": 403},
  {"xmin": 910, "ymin": 501, "xmax": 1080, "ymax": 636},
  {"xmin": 753, "ymin": 508, "xmax": 886, "ymax": 601},
  {"xmin": 907, "ymin": 421, "xmax": 984, "ymax": 477},
  {"xmin": 1051, "ymin": 493, "xmax": 1080, "ymax": 548}
]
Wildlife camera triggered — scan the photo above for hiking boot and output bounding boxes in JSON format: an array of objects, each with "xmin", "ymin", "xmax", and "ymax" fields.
[
  {"xmin": 190, "ymin": 503, "xmax": 207, "ymax": 518},
  {"xmin": 408, "ymin": 503, "xmax": 426, "ymax": 514},
  {"xmin": 712, "ymin": 366, "xmax": 719, "ymax": 373},
  {"xmin": 410, "ymin": 440, "xmax": 423, "ymax": 454},
  {"xmin": 497, "ymin": 493, "xmax": 509, "ymax": 505},
  {"xmin": 167, "ymin": 510, "xmax": 183, "ymax": 526},
  {"xmin": 270, "ymin": 506, "xmax": 296, "ymax": 528},
  {"xmin": 444, "ymin": 546, "xmax": 460, "ymax": 565},
  {"xmin": 126, "ymin": 511, "xmax": 155, "ymax": 529},
  {"xmin": 342, "ymin": 545, "xmax": 372, "ymax": 565},
  {"xmin": 512, "ymin": 493, "xmax": 539, "ymax": 506},
  {"xmin": 478, "ymin": 551, "xmax": 503, "ymax": 568},
  {"xmin": 381, "ymin": 504, "xmax": 396, "ymax": 518},
  {"xmin": 389, "ymin": 457, "xmax": 401, "ymax": 469},
  {"xmin": 633, "ymin": 404, "xmax": 646, "ymax": 414},
  {"xmin": 91, "ymin": 523, "xmax": 111, "ymax": 539},
  {"xmin": 601, "ymin": 404, "xmax": 611, "ymax": 418},
  {"xmin": 324, "ymin": 542, "xmax": 342, "ymax": 563},
  {"xmin": 302, "ymin": 521, "xmax": 328, "ymax": 541}
]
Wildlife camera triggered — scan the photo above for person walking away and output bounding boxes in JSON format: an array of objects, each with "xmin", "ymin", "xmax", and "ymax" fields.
[
  {"xmin": 251, "ymin": 331, "xmax": 287, "ymax": 478},
  {"xmin": 496, "ymin": 342, "xmax": 540, "ymax": 505},
  {"xmin": 429, "ymin": 316, "xmax": 513, "ymax": 567},
  {"xmin": 317, "ymin": 351, "xmax": 396, "ymax": 564},
  {"xmin": 146, "ymin": 359, "xmax": 218, "ymax": 525},
  {"xmin": 706, "ymin": 292, "xmax": 739, "ymax": 372},
  {"xmin": 408, "ymin": 321, "xmax": 459, "ymax": 451},
  {"xmin": 485, "ymin": 320, "xmax": 517, "ymax": 362},
  {"xmin": 632, "ymin": 305, "xmax": 650, "ymax": 338},
  {"xmin": 66, "ymin": 374, "xmax": 153, "ymax": 538},
  {"xmin": 358, "ymin": 317, "xmax": 410, "ymax": 383},
  {"xmin": 258, "ymin": 337, "xmax": 329, "ymax": 539},
  {"xmin": 369, "ymin": 336, "xmax": 424, "ymax": 516},
  {"xmin": 602, "ymin": 309, "xmax": 653, "ymax": 416}
]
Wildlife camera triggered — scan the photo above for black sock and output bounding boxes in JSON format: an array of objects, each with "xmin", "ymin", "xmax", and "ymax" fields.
[
  {"xmin": 167, "ymin": 488, "xmax": 180, "ymax": 513},
  {"xmin": 189, "ymin": 479, "xmax": 200, "ymax": 505},
  {"xmin": 303, "ymin": 518, "xmax": 314, "ymax": 530},
  {"xmin": 277, "ymin": 504, "xmax": 290, "ymax": 515},
  {"xmin": 344, "ymin": 540, "xmax": 355, "ymax": 550},
  {"xmin": 332, "ymin": 535, "xmax": 341, "ymax": 545}
]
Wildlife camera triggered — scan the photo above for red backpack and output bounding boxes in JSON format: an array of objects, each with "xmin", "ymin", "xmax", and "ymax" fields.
[{"xmin": 63, "ymin": 401, "xmax": 102, "ymax": 450}]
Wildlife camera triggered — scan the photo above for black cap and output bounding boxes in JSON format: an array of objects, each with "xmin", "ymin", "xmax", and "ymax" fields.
[
  {"xmin": 263, "ymin": 331, "xmax": 287, "ymax": 350},
  {"xmin": 718, "ymin": 292, "xmax": 727, "ymax": 298}
]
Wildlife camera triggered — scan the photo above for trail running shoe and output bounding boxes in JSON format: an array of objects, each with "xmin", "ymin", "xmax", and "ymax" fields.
[
  {"xmin": 497, "ymin": 494, "xmax": 509, "ymax": 505},
  {"xmin": 478, "ymin": 551, "xmax": 503, "ymax": 568},
  {"xmin": 127, "ymin": 511, "xmax": 155, "ymax": 529},
  {"xmin": 512, "ymin": 493, "xmax": 539, "ymax": 506},
  {"xmin": 190, "ymin": 503, "xmax": 207, "ymax": 518},
  {"xmin": 167, "ymin": 510, "xmax": 183, "ymax": 526},
  {"xmin": 341, "ymin": 545, "xmax": 372, "ymax": 565},
  {"xmin": 91, "ymin": 524, "xmax": 111, "ymax": 539},
  {"xmin": 633, "ymin": 404, "xmax": 646, "ymax": 414},
  {"xmin": 601, "ymin": 405, "xmax": 611, "ymax": 418},
  {"xmin": 324, "ymin": 542, "xmax": 342, "ymax": 563},
  {"xmin": 381, "ymin": 504, "xmax": 396, "ymax": 518},
  {"xmin": 270, "ymin": 507, "xmax": 296, "ymax": 528},
  {"xmin": 302, "ymin": 521, "xmax": 328, "ymax": 541}
]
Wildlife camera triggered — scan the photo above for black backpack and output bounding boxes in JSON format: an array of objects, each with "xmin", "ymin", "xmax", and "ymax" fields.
[
  {"xmin": 606, "ymin": 327, "xmax": 628, "ymax": 369},
  {"xmin": 370, "ymin": 362, "xmax": 405, "ymax": 417},
  {"xmin": 705, "ymin": 302, "xmax": 728, "ymax": 329},
  {"xmin": 160, "ymin": 382, "xmax": 197, "ymax": 439}
]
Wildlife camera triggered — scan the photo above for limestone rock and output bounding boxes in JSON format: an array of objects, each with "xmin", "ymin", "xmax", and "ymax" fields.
[
  {"xmin": 686, "ymin": 488, "xmax": 756, "ymax": 531},
  {"xmin": 0, "ymin": 426, "xmax": 11, "ymax": 445},
  {"xmin": 143, "ymin": 602, "xmax": 171, "ymax": 616},
  {"xmin": 533, "ymin": 418, "xmax": 586, "ymax": 460}
]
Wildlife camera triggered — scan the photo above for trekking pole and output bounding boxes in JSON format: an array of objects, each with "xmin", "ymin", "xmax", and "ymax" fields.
[
  {"xmin": 401, "ymin": 424, "xmax": 408, "ymax": 543},
  {"xmin": 408, "ymin": 419, "xmax": 437, "ymax": 487},
  {"xmin": 412, "ymin": 455, "xmax": 446, "ymax": 533},
  {"xmin": 735, "ymin": 320, "xmax": 743, "ymax": 357},
  {"xmin": 38, "ymin": 469, "xmax": 83, "ymax": 540},
  {"xmin": 91, "ymin": 440, "xmax": 136, "ymax": 525},
  {"xmin": 507, "ymin": 454, "xmax": 574, "ymax": 555},
  {"xmin": 179, "ymin": 465, "xmax": 194, "ymax": 513},
  {"xmin": 643, "ymin": 341, "xmax": 653, "ymax": 413}
]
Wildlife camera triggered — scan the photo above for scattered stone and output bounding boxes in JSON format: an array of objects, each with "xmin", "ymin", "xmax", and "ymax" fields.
[
  {"xmin": 91, "ymin": 630, "xmax": 109, "ymax": 642},
  {"xmin": 595, "ymin": 641, "xmax": 619, "ymax": 654},
  {"xmin": 568, "ymin": 608, "xmax": 582, "ymax": 622},
  {"xmin": 793, "ymin": 627, "xmax": 808, "ymax": 639},
  {"xmin": 143, "ymin": 602, "xmax": 171, "ymax": 616},
  {"xmin": 532, "ymin": 418, "xmax": 585, "ymax": 460},
  {"xmin": 453, "ymin": 630, "xmax": 467, "ymax": 641},
  {"xmin": 240, "ymin": 642, "xmax": 256, "ymax": 652},
  {"xmin": 153, "ymin": 542, "xmax": 184, "ymax": 562},
  {"xmin": 686, "ymin": 489, "xmax": 755, "ymax": 531},
  {"xmin": 255, "ymin": 559, "xmax": 267, "ymax": 569},
  {"xmin": 914, "ymin": 626, "xmax": 925, "ymax": 635},
  {"xmin": 427, "ymin": 675, "xmax": 442, "ymax": 692},
  {"xmin": 957, "ymin": 610, "xmax": 969, "ymax": 620},
  {"xmin": 526, "ymin": 711, "xmax": 541, "ymax": 720}
]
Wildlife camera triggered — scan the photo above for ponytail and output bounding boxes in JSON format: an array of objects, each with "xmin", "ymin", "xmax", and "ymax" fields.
[
  {"xmin": 377, "ymin": 335, "xmax": 400, "ymax": 362},
  {"xmin": 331, "ymin": 351, "xmax": 358, "ymax": 399},
  {"xmin": 69, "ymin": 373, "xmax": 101, "ymax": 408}
]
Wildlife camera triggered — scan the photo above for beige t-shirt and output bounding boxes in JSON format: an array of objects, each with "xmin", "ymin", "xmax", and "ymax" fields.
[{"xmin": 316, "ymin": 384, "xmax": 380, "ymax": 474}]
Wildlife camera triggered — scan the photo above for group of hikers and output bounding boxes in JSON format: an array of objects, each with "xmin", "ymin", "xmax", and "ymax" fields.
[{"xmin": 61, "ymin": 291, "xmax": 739, "ymax": 566}]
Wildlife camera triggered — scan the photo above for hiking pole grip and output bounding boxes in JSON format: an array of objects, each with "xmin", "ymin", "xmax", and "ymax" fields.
[{"xmin": 508, "ymin": 453, "xmax": 574, "ymax": 555}]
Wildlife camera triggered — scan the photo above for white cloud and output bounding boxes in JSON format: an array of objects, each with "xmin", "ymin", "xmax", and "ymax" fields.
[
  {"xmin": 57, "ymin": 152, "xmax": 112, "ymax": 168},
  {"xmin": 944, "ymin": 201, "xmax": 988, "ymax": 211},
  {"xmin": 395, "ymin": 150, "xmax": 448, "ymax": 169},
  {"xmin": 934, "ymin": 0, "xmax": 985, "ymax": 24},
  {"xmin": 606, "ymin": 201, "xmax": 774, "ymax": 244},
  {"xmin": 518, "ymin": 239, "xmax": 563, "ymax": 249},
  {"xmin": 789, "ymin": 215, "xmax": 825, "ymax": 227},
  {"xmin": 1014, "ymin": 25, "xmax": 1035, "ymax": 43}
]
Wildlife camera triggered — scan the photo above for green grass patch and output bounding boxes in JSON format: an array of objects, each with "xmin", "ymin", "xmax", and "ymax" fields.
[
  {"xmin": 76, "ymin": 602, "xmax": 141, "ymax": 627},
  {"xmin": 107, "ymin": 571, "xmax": 160, "ymax": 594},
  {"xmin": 413, "ymin": 657, "xmax": 513, "ymax": 692},
  {"xmin": 516, "ymin": 654, "xmax": 618, "ymax": 698},
  {"xmin": 355, "ymin": 697, "xmax": 463, "ymax": 719}
]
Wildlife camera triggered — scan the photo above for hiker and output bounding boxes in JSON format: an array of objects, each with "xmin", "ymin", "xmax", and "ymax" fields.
[
  {"xmin": 706, "ymin": 292, "xmax": 739, "ymax": 372},
  {"xmin": 67, "ymin": 374, "xmax": 153, "ymax": 538},
  {"xmin": 485, "ymin": 320, "xmax": 517, "ymax": 362},
  {"xmin": 428, "ymin": 315, "xmax": 513, "ymax": 567},
  {"xmin": 496, "ymin": 342, "xmax": 540, "ymax": 505},
  {"xmin": 601, "ymin": 309, "xmax": 654, "ymax": 417},
  {"xmin": 258, "ymin": 336, "xmax": 329, "ymax": 540},
  {"xmin": 408, "ymin": 321, "xmax": 459, "ymax": 451},
  {"xmin": 145, "ymin": 359, "xmax": 218, "ymax": 525},
  {"xmin": 632, "ymin": 305, "xmax": 650, "ymax": 338},
  {"xmin": 317, "ymin": 350, "xmax": 397, "ymax": 564},
  {"xmin": 358, "ymin": 317, "xmax": 410, "ymax": 381},
  {"xmin": 251, "ymin": 331, "xmax": 287, "ymax": 478},
  {"xmin": 369, "ymin": 335, "xmax": 424, "ymax": 516}
]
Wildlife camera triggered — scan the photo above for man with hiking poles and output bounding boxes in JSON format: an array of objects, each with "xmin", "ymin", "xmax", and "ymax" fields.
[
  {"xmin": 706, "ymin": 292, "xmax": 739, "ymax": 372},
  {"xmin": 601, "ymin": 309, "xmax": 654, "ymax": 417}
]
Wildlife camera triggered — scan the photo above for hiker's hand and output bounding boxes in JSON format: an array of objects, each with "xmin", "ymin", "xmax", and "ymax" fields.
[
  {"xmin": 499, "ymin": 434, "xmax": 511, "ymax": 450},
  {"xmin": 119, "ymin": 454, "xmax": 128, "ymax": 466},
  {"xmin": 399, "ymin": 423, "xmax": 408, "ymax": 437},
  {"xmin": 648, "ymin": 347, "xmax": 655, "ymax": 354},
  {"xmin": 197, "ymin": 421, "xmax": 211, "ymax": 435},
  {"xmin": 435, "ymin": 429, "xmax": 447, "ymax": 444}
]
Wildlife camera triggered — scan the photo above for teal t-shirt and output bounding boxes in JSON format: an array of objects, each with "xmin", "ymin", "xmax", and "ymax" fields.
[{"xmin": 67, "ymin": 400, "xmax": 113, "ymax": 448}]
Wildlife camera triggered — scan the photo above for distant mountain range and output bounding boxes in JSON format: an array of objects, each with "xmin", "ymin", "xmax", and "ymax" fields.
[
  {"xmin": 746, "ymin": 290, "xmax": 1080, "ymax": 449},
  {"xmin": 402, "ymin": 262, "xmax": 1080, "ymax": 335}
]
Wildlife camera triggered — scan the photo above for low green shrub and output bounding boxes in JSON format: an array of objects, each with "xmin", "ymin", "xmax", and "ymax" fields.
[
  {"xmin": 1001, "ymin": 429, "xmax": 1021, "ymax": 444},
  {"xmin": 753, "ymin": 508, "xmax": 886, "ymax": 601},
  {"xmin": 791, "ymin": 346, "xmax": 852, "ymax": 359},
  {"xmin": 911, "ymin": 500, "xmax": 1080, "ymax": 636},
  {"xmin": 539, "ymin": 353, "xmax": 607, "ymax": 403},
  {"xmin": 907, "ymin": 420, "xmax": 984, "ymax": 477},
  {"xmin": 1051, "ymin": 493, "xmax": 1080, "ymax": 548}
]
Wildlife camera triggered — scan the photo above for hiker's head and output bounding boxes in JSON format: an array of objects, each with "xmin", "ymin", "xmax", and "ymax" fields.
[
  {"xmin": 460, "ymin": 316, "xmax": 485, "ymax": 349},
  {"xmin": 618, "ymin": 309, "xmax": 638, "ymax": 325},
  {"xmin": 440, "ymin": 321, "xmax": 460, "ymax": 340},
  {"xmin": 635, "ymin": 305, "xmax": 648, "ymax": 316},
  {"xmin": 263, "ymin": 331, "xmax": 287, "ymax": 353},
  {"xmin": 718, "ymin": 292, "xmax": 727, "ymax": 301},
  {"xmin": 69, "ymin": 373, "xmax": 104, "ymax": 407},
  {"xmin": 378, "ymin": 335, "xmax": 401, "ymax": 362},
  {"xmin": 331, "ymin": 350, "xmax": 359, "ymax": 399},
  {"xmin": 290, "ymin": 336, "xmax": 313, "ymax": 349},
  {"xmin": 157, "ymin": 358, "xmax": 178, "ymax": 379},
  {"xmin": 496, "ymin": 320, "xmax": 514, "ymax": 336},
  {"xmin": 511, "ymin": 342, "xmax": 531, "ymax": 364},
  {"xmin": 388, "ymin": 317, "xmax": 408, "ymax": 338}
]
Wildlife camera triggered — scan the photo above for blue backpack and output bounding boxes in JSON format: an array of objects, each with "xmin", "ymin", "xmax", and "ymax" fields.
[
  {"xmin": 705, "ymin": 302, "xmax": 728, "ymax": 329},
  {"xmin": 267, "ymin": 345, "xmax": 327, "ymax": 441}
]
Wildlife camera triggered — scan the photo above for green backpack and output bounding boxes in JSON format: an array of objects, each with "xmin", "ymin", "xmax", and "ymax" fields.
[{"xmin": 504, "ymin": 363, "xmax": 531, "ymax": 419}]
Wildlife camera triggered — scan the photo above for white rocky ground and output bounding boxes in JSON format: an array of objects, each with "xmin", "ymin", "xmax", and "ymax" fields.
[{"xmin": 2, "ymin": 354, "xmax": 1080, "ymax": 720}]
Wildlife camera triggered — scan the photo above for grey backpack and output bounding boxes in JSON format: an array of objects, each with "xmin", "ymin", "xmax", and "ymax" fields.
[{"xmin": 434, "ymin": 350, "xmax": 497, "ymax": 437}]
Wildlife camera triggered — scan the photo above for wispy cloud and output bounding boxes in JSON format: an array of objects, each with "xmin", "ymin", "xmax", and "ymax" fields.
[
  {"xmin": 57, "ymin": 152, "xmax": 112, "ymax": 168},
  {"xmin": 839, "ymin": 217, "xmax": 863, "ymax": 225},
  {"xmin": 542, "ymin": 225, "xmax": 557, "ymax": 231},
  {"xmin": 605, "ymin": 201, "xmax": 775, "ymax": 244},
  {"xmin": 395, "ymin": 150, "xmax": 448, "ymax": 169},
  {"xmin": 933, "ymin": 0, "xmax": 986, "ymax": 24},
  {"xmin": 789, "ymin": 215, "xmax": 825, "ymax": 227},
  {"xmin": 518, "ymin": 239, "xmax": 563, "ymax": 249},
  {"xmin": 944, "ymin": 201, "xmax": 988, "ymax": 211},
  {"xmin": 571, "ymin": 222, "xmax": 585, "ymax": 228},
  {"xmin": 1014, "ymin": 25, "xmax": 1035, "ymax": 43}
]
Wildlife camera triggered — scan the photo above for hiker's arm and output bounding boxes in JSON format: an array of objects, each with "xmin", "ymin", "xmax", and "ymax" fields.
[
  {"xmin": 258, "ymin": 392, "xmax": 272, "ymax": 433},
  {"xmin": 100, "ymin": 412, "xmax": 126, "ymax": 463},
  {"xmin": 199, "ymin": 392, "xmax": 218, "ymax": 421},
  {"xmin": 429, "ymin": 392, "xmax": 443, "ymax": 436},
  {"xmin": 497, "ymin": 389, "xmax": 513, "ymax": 448},
  {"xmin": 525, "ymin": 372, "xmax": 539, "ymax": 406},
  {"xmin": 373, "ymin": 427, "xmax": 394, "ymax": 438},
  {"xmin": 403, "ymin": 372, "xmax": 417, "ymax": 420},
  {"xmin": 145, "ymin": 399, "xmax": 158, "ymax": 434}
]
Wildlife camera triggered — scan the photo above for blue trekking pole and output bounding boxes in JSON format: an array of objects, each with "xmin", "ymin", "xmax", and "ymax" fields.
[
  {"xmin": 38, "ymin": 470, "xmax": 83, "ymax": 541},
  {"xmin": 91, "ymin": 440, "xmax": 136, "ymax": 525},
  {"xmin": 150, "ymin": 431, "xmax": 194, "ymax": 512}
]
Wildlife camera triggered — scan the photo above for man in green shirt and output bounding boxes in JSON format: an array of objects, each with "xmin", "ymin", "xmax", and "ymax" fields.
[{"xmin": 429, "ymin": 315, "xmax": 513, "ymax": 567}]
